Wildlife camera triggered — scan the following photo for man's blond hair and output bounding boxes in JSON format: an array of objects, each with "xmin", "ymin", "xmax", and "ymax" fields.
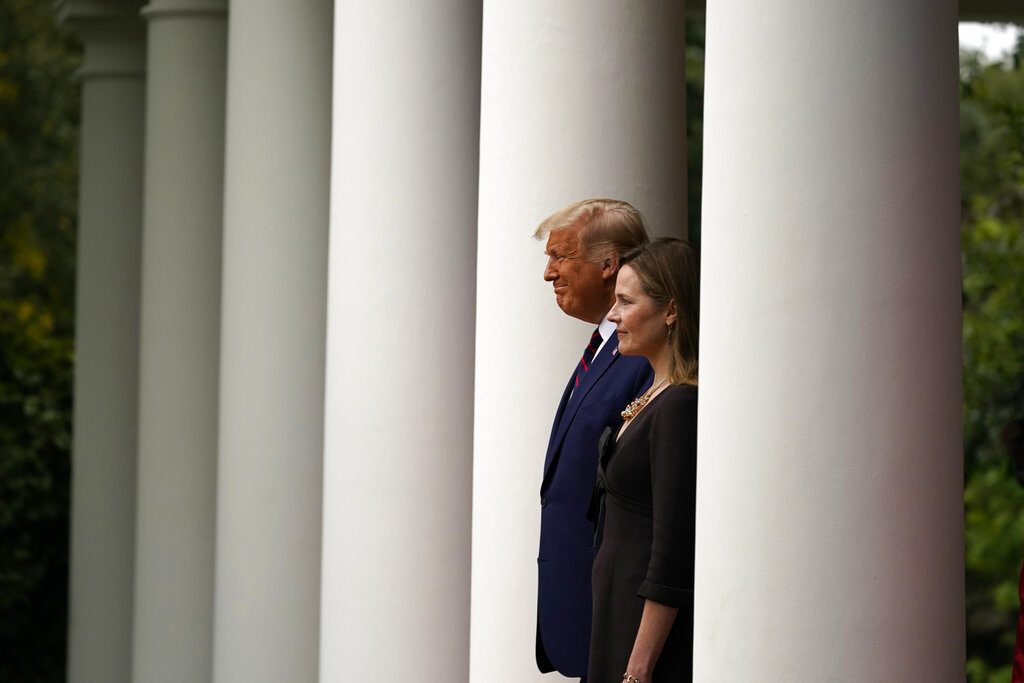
[{"xmin": 533, "ymin": 198, "xmax": 648, "ymax": 263}]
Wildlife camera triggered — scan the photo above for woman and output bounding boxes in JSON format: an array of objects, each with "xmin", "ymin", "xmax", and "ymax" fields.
[{"xmin": 588, "ymin": 237, "xmax": 699, "ymax": 682}]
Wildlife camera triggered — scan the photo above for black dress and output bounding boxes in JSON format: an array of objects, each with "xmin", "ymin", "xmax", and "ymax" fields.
[{"xmin": 588, "ymin": 384, "xmax": 697, "ymax": 682}]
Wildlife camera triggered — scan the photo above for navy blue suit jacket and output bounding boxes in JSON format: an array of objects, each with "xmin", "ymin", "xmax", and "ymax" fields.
[{"xmin": 536, "ymin": 331, "xmax": 653, "ymax": 677}]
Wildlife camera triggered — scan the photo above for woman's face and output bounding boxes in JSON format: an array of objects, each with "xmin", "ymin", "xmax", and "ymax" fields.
[{"xmin": 607, "ymin": 264, "xmax": 674, "ymax": 359}]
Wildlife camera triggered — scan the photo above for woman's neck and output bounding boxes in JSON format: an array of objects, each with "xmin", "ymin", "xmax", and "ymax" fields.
[{"xmin": 648, "ymin": 346, "xmax": 672, "ymax": 388}]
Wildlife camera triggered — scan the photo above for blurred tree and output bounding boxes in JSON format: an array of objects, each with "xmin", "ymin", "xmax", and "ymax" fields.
[
  {"xmin": 0, "ymin": 0, "xmax": 80, "ymax": 680},
  {"xmin": 960, "ymin": 37, "xmax": 1024, "ymax": 683}
]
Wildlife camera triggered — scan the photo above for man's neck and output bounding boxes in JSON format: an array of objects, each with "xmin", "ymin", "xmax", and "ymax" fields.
[{"xmin": 583, "ymin": 291, "xmax": 616, "ymax": 325}]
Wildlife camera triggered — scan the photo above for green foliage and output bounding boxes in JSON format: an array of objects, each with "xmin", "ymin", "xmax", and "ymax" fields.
[
  {"xmin": 0, "ymin": 0, "xmax": 80, "ymax": 335},
  {"xmin": 961, "ymin": 37, "xmax": 1024, "ymax": 683},
  {"xmin": 0, "ymin": 0, "xmax": 80, "ymax": 680},
  {"xmin": 0, "ymin": 305, "xmax": 72, "ymax": 682}
]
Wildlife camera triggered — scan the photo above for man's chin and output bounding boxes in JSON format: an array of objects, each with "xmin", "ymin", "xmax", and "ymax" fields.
[{"xmin": 555, "ymin": 298, "xmax": 600, "ymax": 324}]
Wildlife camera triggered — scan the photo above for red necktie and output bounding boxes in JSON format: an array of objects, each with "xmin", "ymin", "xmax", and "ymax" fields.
[{"xmin": 575, "ymin": 327, "xmax": 602, "ymax": 387}]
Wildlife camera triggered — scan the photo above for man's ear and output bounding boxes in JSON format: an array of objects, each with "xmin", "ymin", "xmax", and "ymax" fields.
[
  {"xmin": 601, "ymin": 252, "xmax": 619, "ymax": 280},
  {"xmin": 665, "ymin": 299, "xmax": 678, "ymax": 326}
]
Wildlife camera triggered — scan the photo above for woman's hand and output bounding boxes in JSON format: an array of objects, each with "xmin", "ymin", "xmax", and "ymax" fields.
[{"xmin": 624, "ymin": 599, "xmax": 678, "ymax": 682}]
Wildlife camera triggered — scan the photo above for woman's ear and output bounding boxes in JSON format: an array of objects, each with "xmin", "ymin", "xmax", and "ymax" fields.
[{"xmin": 665, "ymin": 299, "xmax": 678, "ymax": 326}]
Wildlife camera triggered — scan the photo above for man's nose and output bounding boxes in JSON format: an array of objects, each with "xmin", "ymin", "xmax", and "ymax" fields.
[{"xmin": 543, "ymin": 258, "xmax": 557, "ymax": 281}]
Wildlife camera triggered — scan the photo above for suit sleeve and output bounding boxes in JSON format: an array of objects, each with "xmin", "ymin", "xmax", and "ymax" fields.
[{"xmin": 637, "ymin": 386, "xmax": 697, "ymax": 607}]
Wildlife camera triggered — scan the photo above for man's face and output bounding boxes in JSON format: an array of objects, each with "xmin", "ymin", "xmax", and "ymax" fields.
[{"xmin": 543, "ymin": 222, "xmax": 610, "ymax": 323}]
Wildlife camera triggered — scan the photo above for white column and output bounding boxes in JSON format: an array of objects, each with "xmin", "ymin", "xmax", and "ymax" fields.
[
  {"xmin": 472, "ymin": 4, "xmax": 687, "ymax": 681},
  {"xmin": 318, "ymin": 2, "xmax": 481, "ymax": 680},
  {"xmin": 133, "ymin": 1, "xmax": 226, "ymax": 681},
  {"xmin": 211, "ymin": 2, "xmax": 331, "ymax": 682},
  {"xmin": 58, "ymin": 3, "xmax": 145, "ymax": 682},
  {"xmin": 695, "ymin": 1, "xmax": 963, "ymax": 680}
]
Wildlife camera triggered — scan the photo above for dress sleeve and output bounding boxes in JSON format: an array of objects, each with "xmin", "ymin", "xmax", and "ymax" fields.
[{"xmin": 637, "ymin": 385, "xmax": 697, "ymax": 607}]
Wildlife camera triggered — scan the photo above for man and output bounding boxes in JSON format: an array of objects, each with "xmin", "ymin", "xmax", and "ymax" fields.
[{"xmin": 534, "ymin": 199, "xmax": 654, "ymax": 680}]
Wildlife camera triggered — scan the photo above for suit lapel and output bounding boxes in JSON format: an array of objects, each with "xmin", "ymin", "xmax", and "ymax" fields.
[
  {"xmin": 542, "ymin": 332, "xmax": 621, "ymax": 484},
  {"xmin": 542, "ymin": 368, "xmax": 576, "ymax": 472}
]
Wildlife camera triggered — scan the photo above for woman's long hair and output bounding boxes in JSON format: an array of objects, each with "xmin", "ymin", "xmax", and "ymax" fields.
[{"xmin": 619, "ymin": 237, "xmax": 699, "ymax": 385}]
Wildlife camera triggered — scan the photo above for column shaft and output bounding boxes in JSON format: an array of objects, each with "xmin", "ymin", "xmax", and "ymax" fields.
[
  {"xmin": 695, "ymin": 0, "xmax": 963, "ymax": 679},
  {"xmin": 472, "ymin": 3, "xmax": 687, "ymax": 680},
  {"xmin": 133, "ymin": 2, "xmax": 226, "ymax": 681},
  {"xmin": 61, "ymin": 4, "xmax": 146, "ymax": 682},
  {"xmin": 318, "ymin": 1, "xmax": 481, "ymax": 680},
  {"xmin": 212, "ymin": 1, "xmax": 331, "ymax": 681}
]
